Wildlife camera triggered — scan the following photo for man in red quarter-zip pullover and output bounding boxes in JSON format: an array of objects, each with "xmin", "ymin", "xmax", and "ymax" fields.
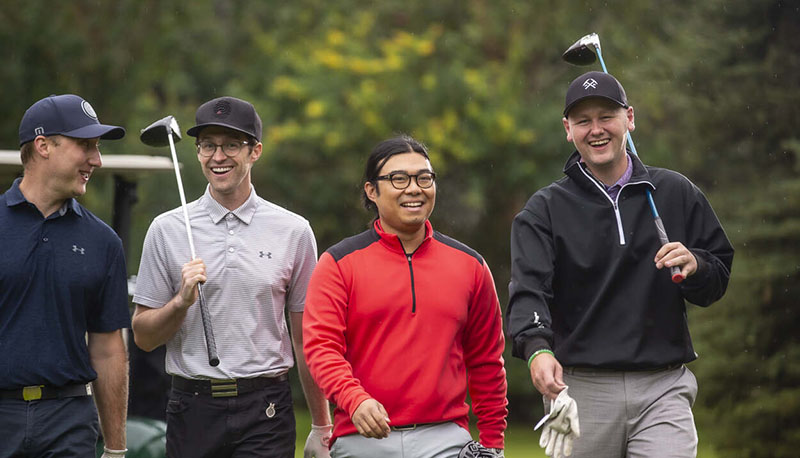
[{"xmin": 304, "ymin": 135, "xmax": 508, "ymax": 458}]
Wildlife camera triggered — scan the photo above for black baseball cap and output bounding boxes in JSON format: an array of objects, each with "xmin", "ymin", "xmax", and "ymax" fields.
[
  {"xmin": 187, "ymin": 96, "xmax": 262, "ymax": 141},
  {"xmin": 564, "ymin": 71, "xmax": 628, "ymax": 117},
  {"xmin": 18, "ymin": 94, "xmax": 126, "ymax": 146}
]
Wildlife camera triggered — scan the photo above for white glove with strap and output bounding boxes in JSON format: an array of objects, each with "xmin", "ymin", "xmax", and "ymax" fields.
[
  {"xmin": 534, "ymin": 387, "xmax": 580, "ymax": 458},
  {"xmin": 303, "ymin": 424, "xmax": 332, "ymax": 458}
]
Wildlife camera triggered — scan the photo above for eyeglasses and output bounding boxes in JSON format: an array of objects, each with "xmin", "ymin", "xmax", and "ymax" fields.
[
  {"xmin": 375, "ymin": 171, "xmax": 436, "ymax": 190},
  {"xmin": 196, "ymin": 140, "xmax": 250, "ymax": 157}
]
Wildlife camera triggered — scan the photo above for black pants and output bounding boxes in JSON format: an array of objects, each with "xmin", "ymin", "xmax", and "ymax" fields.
[{"xmin": 166, "ymin": 380, "xmax": 295, "ymax": 458}]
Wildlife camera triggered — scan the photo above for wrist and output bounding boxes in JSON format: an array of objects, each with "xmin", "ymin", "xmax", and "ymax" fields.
[
  {"xmin": 103, "ymin": 446, "xmax": 128, "ymax": 457},
  {"xmin": 528, "ymin": 349, "xmax": 554, "ymax": 368}
]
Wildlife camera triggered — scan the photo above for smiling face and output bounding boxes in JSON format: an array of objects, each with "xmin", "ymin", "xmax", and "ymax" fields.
[
  {"xmin": 196, "ymin": 126, "xmax": 262, "ymax": 210},
  {"xmin": 365, "ymin": 151, "xmax": 436, "ymax": 245},
  {"xmin": 44, "ymin": 135, "xmax": 102, "ymax": 199},
  {"xmin": 563, "ymin": 97, "xmax": 635, "ymax": 184}
]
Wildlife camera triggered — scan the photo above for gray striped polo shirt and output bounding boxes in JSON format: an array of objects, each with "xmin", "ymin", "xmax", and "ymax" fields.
[{"xmin": 133, "ymin": 186, "xmax": 317, "ymax": 379}]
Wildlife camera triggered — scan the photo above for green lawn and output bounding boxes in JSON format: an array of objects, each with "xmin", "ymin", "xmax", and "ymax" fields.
[{"xmin": 294, "ymin": 409, "xmax": 719, "ymax": 458}]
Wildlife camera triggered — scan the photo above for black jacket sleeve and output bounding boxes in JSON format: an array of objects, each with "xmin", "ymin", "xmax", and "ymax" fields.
[
  {"xmin": 678, "ymin": 181, "xmax": 734, "ymax": 306},
  {"xmin": 507, "ymin": 197, "xmax": 555, "ymax": 362}
]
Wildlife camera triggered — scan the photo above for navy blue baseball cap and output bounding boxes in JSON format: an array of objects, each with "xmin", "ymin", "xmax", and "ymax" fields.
[
  {"xmin": 18, "ymin": 94, "xmax": 126, "ymax": 146},
  {"xmin": 187, "ymin": 96, "xmax": 262, "ymax": 142},
  {"xmin": 564, "ymin": 71, "xmax": 628, "ymax": 117}
]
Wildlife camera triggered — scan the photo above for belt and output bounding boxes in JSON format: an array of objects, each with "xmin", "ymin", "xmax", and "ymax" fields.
[
  {"xmin": 172, "ymin": 374, "xmax": 288, "ymax": 398},
  {"xmin": 0, "ymin": 383, "xmax": 91, "ymax": 401},
  {"xmin": 391, "ymin": 422, "xmax": 437, "ymax": 431},
  {"xmin": 565, "ymin": 363, "xmax": 684, "ymax": 374}
]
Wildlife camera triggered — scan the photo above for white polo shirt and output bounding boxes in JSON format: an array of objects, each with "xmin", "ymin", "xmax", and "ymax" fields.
[{"xmin": 134, "ymin": 186, "xmax": 317, "ymax": 379}]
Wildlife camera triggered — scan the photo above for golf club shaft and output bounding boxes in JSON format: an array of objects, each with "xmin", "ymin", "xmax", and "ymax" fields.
[
  {"xmin": 595, "ymin": 48, "xmax": 684, "ymax": 283},
  {"xmin": 167, "ymin": 132, "xmax": 220, "ymax": 366}
]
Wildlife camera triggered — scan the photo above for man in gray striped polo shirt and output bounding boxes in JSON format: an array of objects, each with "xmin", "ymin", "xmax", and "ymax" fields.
[{"xmin": 132, "ymin": 96, "xmax": 332, "ymax": 458}]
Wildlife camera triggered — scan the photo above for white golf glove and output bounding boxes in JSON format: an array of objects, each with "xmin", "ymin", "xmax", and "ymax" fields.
[
  {"xmin": 303, "ymin": 424, "xmax": 332, "ymax": 458},
  {"xmin": 534, "ymin": 387, "xmax": 580, "ymax": 458}
]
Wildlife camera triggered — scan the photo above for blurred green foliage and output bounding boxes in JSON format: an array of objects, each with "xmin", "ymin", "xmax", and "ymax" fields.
[{"xmin": 2, "ymin": 1, "xmax": 798, "ymax": 456}]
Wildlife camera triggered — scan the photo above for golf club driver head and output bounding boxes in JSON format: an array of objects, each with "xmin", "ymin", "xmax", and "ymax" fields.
[
  {"xmin": 140, "ymin": 115, "xmax": 182, "ymax": 147},
  {"xmin": 563, "ymin": 32, "xmax": 601, "ymax": 66}
]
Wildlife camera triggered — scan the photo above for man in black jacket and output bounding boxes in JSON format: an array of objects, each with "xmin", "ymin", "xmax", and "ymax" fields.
[{"xmin": 508, "ymin": 71, "xmax": 733, "ymax": 458}]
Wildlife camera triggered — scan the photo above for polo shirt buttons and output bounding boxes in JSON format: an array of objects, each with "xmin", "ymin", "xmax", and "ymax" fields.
[
  {"xmin": 228, "ymin": 230, "xmax": 234, "ymax": 235},
  {"xmin": 228, "ymin": 247, "xmax": 235, "ymax": 253},
  {"xmin": 42, "ymin": 237, "xmax": 48, "ymax": 242}
]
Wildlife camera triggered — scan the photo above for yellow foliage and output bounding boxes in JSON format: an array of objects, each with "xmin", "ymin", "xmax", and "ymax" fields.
[
  {"xmin": 305, "ymin": 100, "xmax": 325, "ymax": 118},
  {"xmin": 314, "ymin": 49, "xmax": 345, "ymax": 69},
  {"xmin": 421, "ymin": 73, "xmax": 437, "ymax": 90},
  {"xmin": 326, "ymin": 30, "xmax": 345, "ymax": 47},
  {"xmin": 271, "ymin": 76, "xmax": 305, "ymax": 100}
]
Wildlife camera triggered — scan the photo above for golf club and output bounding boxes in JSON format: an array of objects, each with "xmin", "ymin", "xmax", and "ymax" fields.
[
  {"xmin": 140, "ymin": 115, "xmax": 221, "ymax": 366},
  {"xmin": 563, "ymin": 33, "xmax": 684, "ymax": 283}
]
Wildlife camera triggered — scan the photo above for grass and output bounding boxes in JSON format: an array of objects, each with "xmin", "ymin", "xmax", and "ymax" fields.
[{"xmin": 294, "ymin": 409, "xmax": 720, "ymax": 458}]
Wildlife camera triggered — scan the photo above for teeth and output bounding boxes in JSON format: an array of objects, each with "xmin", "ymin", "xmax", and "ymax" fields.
[
  {"xmin": 402, "ymin": 202, "xmax": 423, "ymax": 207},
  {"xmin": 589, "ymin": 139, "xmax": 609, "ymax": 146},
  {"xmin": 211, "ymin": 167, "xmax": 233, "ymax": 173},
  {"xmin": 80, "ymin": 172, "xmax": 89, "ymax": 179}
]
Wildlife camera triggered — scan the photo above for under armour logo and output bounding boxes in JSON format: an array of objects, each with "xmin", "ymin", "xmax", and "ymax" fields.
[
  {"xmin": 72, "ymin": 245, "xmax": 85, "ymax": 255},
  {"xmin": 582, "ymin": 78, "xmax": 598, "ymax": 90},
  {"xmin": 34, "ymin": 127, "xmax": 44, "ymax": 135},
  {"xmin": 259, "ymin": 251, "xmax": 272, "ymax": 259}
]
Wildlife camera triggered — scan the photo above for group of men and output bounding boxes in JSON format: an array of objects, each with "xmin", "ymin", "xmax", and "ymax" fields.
[{"xmin": 0, "ymin": 70, "xmax": 732, "ymax": 458}]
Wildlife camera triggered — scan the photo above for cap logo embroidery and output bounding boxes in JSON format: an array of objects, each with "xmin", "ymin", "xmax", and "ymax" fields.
[
  {"xmin": 582, "ymin": 78, "xmax": 598, "ymax": 90},
  {"xmin": 81, "ymin": 101, "xmax": 98, "ymax": 120},
  {"xmin": 212, "ymin": 100, "xmax": 231, "ymax": 118},
  {"xmin": 34, "ymin": 127, "xmax": 44, "ymax": 136}
]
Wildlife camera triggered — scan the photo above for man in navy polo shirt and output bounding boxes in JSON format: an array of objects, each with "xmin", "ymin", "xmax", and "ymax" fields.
[{"xmin": 0, "ymin": 94, "xmax": 131, "ymax": 457}]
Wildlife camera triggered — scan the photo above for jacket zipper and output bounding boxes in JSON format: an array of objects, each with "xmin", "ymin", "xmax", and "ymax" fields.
[
  {"xmin": 579, "ymin": 165, "xmax": 628, "ymax": 245},
  {"xmin": 406, "ymin": 254, "xmax": 417, "ymax": 314}
]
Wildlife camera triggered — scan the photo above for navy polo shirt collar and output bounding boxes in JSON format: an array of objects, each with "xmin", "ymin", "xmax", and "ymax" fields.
[{"xmin": 5, "ymin": 178, "xmax": 83, "ymax": 217}]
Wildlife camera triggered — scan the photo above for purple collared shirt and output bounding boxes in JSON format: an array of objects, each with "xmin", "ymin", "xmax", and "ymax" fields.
[{"xmin": 604, "ymin": 155, "xmax": 633, "ymax": 201}]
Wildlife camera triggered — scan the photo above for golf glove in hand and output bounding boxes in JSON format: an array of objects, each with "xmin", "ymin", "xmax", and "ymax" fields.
[
  {"xmin": 458, "ymin": 441, "xmax": 504, "ymax": 458},
  {"xmin": 304, "ymin": 424, "xmax": 332, "ymax": 458},
  {"xmin": 535, "ymin": 387, "xmax": 580, "ymax": 458}
]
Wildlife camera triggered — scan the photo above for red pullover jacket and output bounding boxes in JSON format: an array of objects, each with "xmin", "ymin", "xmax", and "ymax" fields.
[{"xmin": 303, "ymin": 220, "xmax": 508, "ymax": 448}]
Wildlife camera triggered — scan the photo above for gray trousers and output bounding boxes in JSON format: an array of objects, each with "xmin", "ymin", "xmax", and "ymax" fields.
[
  {"xmin": 331, "ymin": 422, "xmax": 473, "ymax": 458},
  {"xmin": 559, "ymin": 364, "xmax": 698, "ymax": 458}
]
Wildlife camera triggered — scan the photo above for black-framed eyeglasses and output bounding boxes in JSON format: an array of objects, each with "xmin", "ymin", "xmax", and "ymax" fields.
[
  {"xmin": 196, "ymin": 140, "xmax": 250, "ymax": 157},
  {"xmin": 375, "ymin": 171, "xmax": 436, "ymax": 190}
]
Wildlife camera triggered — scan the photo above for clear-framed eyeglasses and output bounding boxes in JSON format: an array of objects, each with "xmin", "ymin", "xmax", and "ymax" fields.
[
  {"xmin": 375, "ymin": 171, "xmax": 436, "ymax": 190},
  {"xmin": 196, "ymin": 140, "xmax": 250, "ymax": 157}
]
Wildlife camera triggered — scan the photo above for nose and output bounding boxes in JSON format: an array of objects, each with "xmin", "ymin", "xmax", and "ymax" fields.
[
  {"xmin": 88, "ymin": 148, "xmax": 102, "ymax": 168},
  {"xmin": 211, "ymin": 145, "xmax": 228, "ymax": 161},
  {"xmin": 589, "ymin": 120, "xmax": 604, "ymax": 135}
]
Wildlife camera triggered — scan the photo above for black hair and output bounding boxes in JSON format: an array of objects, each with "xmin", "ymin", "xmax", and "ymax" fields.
[{"xmin": 362, "ymin": 134, "xmax": 430, "ymax": 215}]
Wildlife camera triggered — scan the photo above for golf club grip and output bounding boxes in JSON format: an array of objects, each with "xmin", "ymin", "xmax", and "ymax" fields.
[
  {"xmin": 653, "ymin": 216, "xmax": 684, "ymax": 283},
  {"xmin": 196, "ymin": 284, "xmax": 220, "ymax": 366}
]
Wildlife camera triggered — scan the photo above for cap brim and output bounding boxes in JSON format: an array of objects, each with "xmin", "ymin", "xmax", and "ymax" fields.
[
  {"xmin": 63, "ymin": 124, "xmax": 126, "ymax": 140},
  {"xmin": 564, "ymin": 96, "xmax": 627, "ymax": 117},
  {"xmin": 187, "ymin": 122, "xmax": 258, "ymax": 141}
]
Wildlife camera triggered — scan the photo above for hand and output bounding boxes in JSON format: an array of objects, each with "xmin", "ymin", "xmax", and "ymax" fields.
[
  {"xmin": 303, "ymin": 424, "xmax": 332, "ymax": 458},
  {"xmin": 530, "ymin": 352, "xmax": 567, "ymax": 400},
  {"xmin": 178, "ymin": 258, "xmax": 206, "ymax": 309},
  {"xmin": 352, "ymin": 398, "xmax": 391, "ymax": 439},
  {"xmin": 535, "ymin": 387, "xmax": 580, "ymax": 458},
  {"xmin": 654, "ymin": 242, "xmax": 697, "ymax": 279}
]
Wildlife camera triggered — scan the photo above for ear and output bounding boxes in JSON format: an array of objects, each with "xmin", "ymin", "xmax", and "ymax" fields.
[
  {"xmin": 626, "ymin": 106, "xmax": 635, "ymax": 133},
  {"xmin": 364, "ymin": 181, "xmax": 379, "ymax": 203},
  {"xmin": 562, "ymin": 117, "xmax": 573, "ymax": 143},
  {"xmin": 33, "ymin": 136, "xmax": 50, "ymax": 160},
  {"xmin": 249, "ymin": 141, "xmax": 263, "ymax": 163}
]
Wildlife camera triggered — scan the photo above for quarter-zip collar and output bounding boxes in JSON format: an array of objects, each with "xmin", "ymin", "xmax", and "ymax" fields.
[
  {"xmin": 563, "ymin": 150, "xmax": 656, "ymax": 245},
  {"xmin": 372, "ymin": 219, "xmax": 433, "ymax": 255}
]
